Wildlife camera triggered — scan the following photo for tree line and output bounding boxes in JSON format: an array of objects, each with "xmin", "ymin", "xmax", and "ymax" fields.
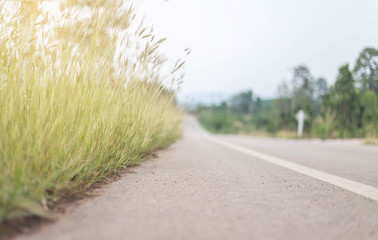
[{"xmin": 195, "ymin": 47, "xmax": 378, "ymax": 141}]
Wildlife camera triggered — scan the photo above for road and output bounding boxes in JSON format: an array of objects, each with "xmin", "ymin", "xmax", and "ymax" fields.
[{"xmin": 17, "ymin": 117, "xmax": 378, "ymax": 240}]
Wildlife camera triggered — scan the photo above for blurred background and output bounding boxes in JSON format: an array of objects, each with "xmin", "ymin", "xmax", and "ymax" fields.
[{"xmin": 142, "ymin": 0, "xmax": 378, "ymax": 140}]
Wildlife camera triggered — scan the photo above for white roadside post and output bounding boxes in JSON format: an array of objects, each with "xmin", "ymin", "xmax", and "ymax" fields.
[{"xmin": 295, "ymin": 109, "xmax": 306, "ymax": 138}]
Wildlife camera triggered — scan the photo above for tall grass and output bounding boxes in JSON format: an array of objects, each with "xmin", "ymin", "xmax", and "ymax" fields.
[{"xmin": 0, "ymin": 1, "xmax": 183, "ymax": 222}]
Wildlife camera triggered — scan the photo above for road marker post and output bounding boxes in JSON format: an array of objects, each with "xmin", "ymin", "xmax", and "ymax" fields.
[{"xmin": 295, "ymin": 109, "xmax": 306, "ymax": 137}]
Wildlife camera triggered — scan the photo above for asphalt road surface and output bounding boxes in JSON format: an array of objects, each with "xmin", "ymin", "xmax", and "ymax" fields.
[{"xmin": 17, "ymin": 117, "xmax": 378, "ymax": 240}]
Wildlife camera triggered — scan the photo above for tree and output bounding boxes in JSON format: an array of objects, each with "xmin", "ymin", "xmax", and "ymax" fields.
[
  {"xmin": 253, "ymin": 97, "xmax": 263, "ymax": 115},
  {"xmin": 290, "ymin": 65, "xmax": 315, "ymax": 113},
  {"xmin": 276, "ymin": 81, "xmax": 292, "ymax": 129},
  {"xmin": 330, "ymin": 64, "xmax": 360, "ymax": 137},
  {"xmin": 314, "ymin": 77, "xmax": 329, "ymax": 98},
  {"xmin": 313, "ymin": 77, "xmax": 329, "ymax": 115},
  {"xmin": 361, "ymin": 90, "xmax": 378, "ymax": 139},
  {"xmin": 230, "ymin": 90, "xmax": 253, "ymax": 115},
  {"xmin": 353, "ymin": 47, "xmax": 378, "ymax": 94}
]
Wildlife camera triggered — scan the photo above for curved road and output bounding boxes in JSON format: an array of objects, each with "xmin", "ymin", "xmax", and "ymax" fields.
[{"xmin": 17, "ymin": 117, "xmax": 378, "ymax": 240}]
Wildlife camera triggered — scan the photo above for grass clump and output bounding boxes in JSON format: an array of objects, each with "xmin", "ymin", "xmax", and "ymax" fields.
[{"xmin": 0, "ymin": 1, "xmax": 184, "ymax": 222}]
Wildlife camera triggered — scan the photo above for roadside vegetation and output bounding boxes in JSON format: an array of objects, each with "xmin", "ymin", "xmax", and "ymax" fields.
[
  {"xmin": 195, "ymin": 48, "xmax": 378, "ymax": 143},
  {"xmin": 0, "ymin": 1, "xmax": 184, "ymax": 223}
]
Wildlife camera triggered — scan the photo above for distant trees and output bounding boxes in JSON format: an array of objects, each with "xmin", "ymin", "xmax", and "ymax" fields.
[
  {"xmin": 196, "ymin": 47, "xmax": 377, "ymax": 140},
  {"xmin": 322, "ymin": 47, "xmax": 378, "ymax": 139},
  {"xmin": 353, "ymin": 48, "xmax": 378, "ymax": 94},
  {"xmin": 195, "ymin": 90, "xmax": 275, "ymax": 134},
  {"xmin": 361, "ymin": 90, "xmax": 378, "ymax": 139},
  {"xmin": 315, "ymin": 77, "xmax": 329, "ymax": 98},
  {"xmin": 275, "ymin": 65, "xmax": 328, "ymax": 133},
  {"xmin": 353, "ymin": 47, "xmax": 378, "ymax": 140},
  {"xmin": 253, "ymin": 97, "xmax": 263, "ymax": 115},
  {"xmin": 275, "ymin": 47, "xmax": 378, "ymax": 139},
  {"xmin": 276, "ymin": 81, "xmax": 291, "ymax": 129},
  {"xmin": 325, "ymin": 65, "xmax": 360, "ymax": 137},
  {"xmin": 230, "ymin": 90, "xmax": 253, "ymax": 115},
  {"xmin": 290, "ymin": 65, "xmax": 315, "ymax": 114}
]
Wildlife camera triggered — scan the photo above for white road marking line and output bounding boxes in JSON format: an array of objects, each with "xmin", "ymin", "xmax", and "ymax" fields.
[{"xmin": 204, "ymin": 134, "xmax": 378, "ymax": 202}]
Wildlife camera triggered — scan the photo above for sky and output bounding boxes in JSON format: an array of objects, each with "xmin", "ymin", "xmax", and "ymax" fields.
[{"xmin": 140, "ymin": 0, "xmax": 378, "ymax": 103}]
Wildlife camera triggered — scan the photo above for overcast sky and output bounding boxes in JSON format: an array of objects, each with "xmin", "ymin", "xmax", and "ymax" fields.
[{"xmin": 140, "ymin": 0, "xmax": 378, "ymax": 102}]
